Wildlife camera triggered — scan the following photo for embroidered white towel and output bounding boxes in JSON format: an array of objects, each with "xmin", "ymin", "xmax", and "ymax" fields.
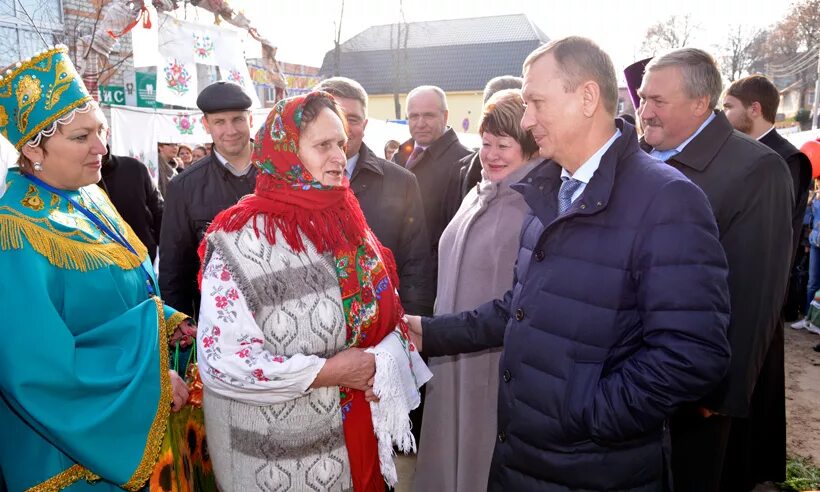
[{"xmin": 366, "ymin": 329, "xmax": 433, "ymax": 486}]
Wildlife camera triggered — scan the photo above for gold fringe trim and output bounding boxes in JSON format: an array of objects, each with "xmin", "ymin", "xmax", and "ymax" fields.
[
  {"xmin": 165, "ymin": 311, "xmax": 190, "ymax": 341},
  {"xmin": 122, "ymin": 296, "xmax": 173, "ymax": 491},
  {"xmin": 25, "ymin": 464, "xmax": 99, "ymax": 492},
  {"xmin": 0, "ymin": 207, "xmax": 147, "ymax": 272},
  {"xmin": 88, "ymin": 185, "xmax": 150, "ymax": 263},
  {"xmin": 0, "ymin": 46, "xmax": 93, "ymax": 150}
]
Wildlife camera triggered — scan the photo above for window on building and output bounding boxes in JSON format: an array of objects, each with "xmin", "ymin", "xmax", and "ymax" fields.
[
  {"xmin": 264, "ymin": 86, "xmax": 277, "ymax": 104},
  {"xmin": 0, "ymin": 0, "xmax": 62, "ymax": 68}
]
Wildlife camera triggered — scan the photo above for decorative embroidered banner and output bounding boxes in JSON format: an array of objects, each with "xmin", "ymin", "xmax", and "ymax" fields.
[
  {"xmin": 110, "ymin": 107, "xmax": 160, "ymax": 183},
  {"xmin": 131, "ymin": 4, "xmax": 161, "ymax": 67},
  {"xmin": 108, "ymin": 106, "xmax": 417, "ymax": 189},
  {"xmin": 192, "ymin": 31, "xmax": 218, "ymax": 66},
  {"xmin": 155, "ymin": 57, "xmax": 198, "ymax": 109},
  {"xmin": 157, "ymin": 16, "xmax": 195, "ymax": 64},
  {"xmin": 136, "ymin": 13, "xmax": 262, "ymax": 109},
  {"xmin": 109, "ymin": 106, "xmax": 270, "ymax": 184},
  {"xmin": 214, "ymin": 29, "xmax": 261, "ymax": 108}
]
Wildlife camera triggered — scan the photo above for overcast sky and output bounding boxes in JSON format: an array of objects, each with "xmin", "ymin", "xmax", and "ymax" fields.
[{"xmin": 222, "ymin": 0, "xmax": 796, "ymax": 74}]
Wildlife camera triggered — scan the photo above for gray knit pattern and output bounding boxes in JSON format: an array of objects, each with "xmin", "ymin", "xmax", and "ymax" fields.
[{"xmin": 203, "ymin": 218, "xmax": 353, "ymax": 491}]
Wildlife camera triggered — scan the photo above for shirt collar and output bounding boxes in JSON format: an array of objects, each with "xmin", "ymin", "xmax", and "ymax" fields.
[
  {"xmin": 757, "ymin": 125, "xmax": 776, "ymax": 141},
  {"xmin": 346, "ymin": 153, "xmax": 360, "ymax": 178},
  {"xmin": 672, "ymin": 112, "xmax": 716, "ymax": 154},
  {"xmin": 213, "ymin": 149, "xmax": 252, "ymax": 177},
  {"xmin": 560, "ymin": 129, "xmax": 621, "ymax": 183}
]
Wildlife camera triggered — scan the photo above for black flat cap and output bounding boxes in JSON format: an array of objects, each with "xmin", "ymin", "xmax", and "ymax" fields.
[{"xmin": 197, "ymin": 81, "xmax": 253, "ymax": 113}]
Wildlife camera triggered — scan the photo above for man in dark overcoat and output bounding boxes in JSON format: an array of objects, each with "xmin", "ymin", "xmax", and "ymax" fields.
[
  {"xmin": 313, "ymin": 77, "xmax": 434, "ymax": 316},
  {"xmin": 637, "ymin": 49, "xmax": 795, "ymax": 492},
  {"xmin": 720, "ymin": 74, "xmax": 812, "ymax": 490},
  {"xmin": 393, "ymin": 85, "xmax": 471, "ymax": 294}
]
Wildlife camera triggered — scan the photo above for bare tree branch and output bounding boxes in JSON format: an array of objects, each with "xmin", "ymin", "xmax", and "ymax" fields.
[
  {"xmin": 715, "ymin": 25, "xmax": 764, "ymax": 81},
  {"xmin": 640, "ymin": 14, "xmax": 700, "ymax": 57}
]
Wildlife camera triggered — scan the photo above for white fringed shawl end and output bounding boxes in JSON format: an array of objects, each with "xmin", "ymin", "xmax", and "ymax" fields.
[{"xmin": 366, "ymin": 329, "xmax": 433, "ymax": 486}]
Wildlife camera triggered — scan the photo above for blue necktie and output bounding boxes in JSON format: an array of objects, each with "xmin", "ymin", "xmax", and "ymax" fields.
[
  {"xmin": 558, "ymin": 177, "xmax": 583, "ymax": 214},
  {"xmin": 651, "ymin": 148, "xmax": 680, "ymax": 162}
]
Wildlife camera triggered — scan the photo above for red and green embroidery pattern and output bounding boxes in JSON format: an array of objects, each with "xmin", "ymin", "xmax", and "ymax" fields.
[{"xmin": 335, "ymin": 241, "xmax": 390, "ymax": 417}]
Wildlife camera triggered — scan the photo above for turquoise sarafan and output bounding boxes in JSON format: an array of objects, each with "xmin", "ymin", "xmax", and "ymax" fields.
[{"xmin": 0, "ymin": 44, "xmax": 92, "ymax": 150}]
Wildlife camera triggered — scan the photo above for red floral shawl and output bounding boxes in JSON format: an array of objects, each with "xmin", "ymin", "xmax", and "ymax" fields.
[{"xmin": 198, "ymin": 92, "xmax": 402, "ymax": 491}]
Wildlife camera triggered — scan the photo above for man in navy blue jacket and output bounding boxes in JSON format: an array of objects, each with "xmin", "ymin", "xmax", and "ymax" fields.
[{"xmin": 407, "ymin": 36, "xmax": 732, "ymax": 491}]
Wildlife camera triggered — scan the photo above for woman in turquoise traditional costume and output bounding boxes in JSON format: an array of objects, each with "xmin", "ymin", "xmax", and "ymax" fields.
[{"xmin": 0, "ymin": 46, "xmax": 193, "ymax": 491}]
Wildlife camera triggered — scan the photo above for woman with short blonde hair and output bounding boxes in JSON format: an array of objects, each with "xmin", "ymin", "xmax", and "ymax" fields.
[{"xmin": 414, "ymin": 89, "xmax": 542, "ymax": 492}]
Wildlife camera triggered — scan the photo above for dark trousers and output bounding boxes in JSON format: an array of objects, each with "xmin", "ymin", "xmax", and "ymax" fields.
[{"xmin": 670, "ymin": 412, "xmax": 732, "ymax": 492}]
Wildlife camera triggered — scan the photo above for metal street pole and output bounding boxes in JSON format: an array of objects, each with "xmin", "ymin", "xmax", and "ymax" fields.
[{"xmin": 813, "ymin": 46, "xmax": 820, "ymax": 130}]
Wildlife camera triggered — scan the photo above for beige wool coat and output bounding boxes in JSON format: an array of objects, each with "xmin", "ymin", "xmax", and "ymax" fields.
[{"xmin": 414, "ymin": 159, "xmax": 541, "ymax": 492}]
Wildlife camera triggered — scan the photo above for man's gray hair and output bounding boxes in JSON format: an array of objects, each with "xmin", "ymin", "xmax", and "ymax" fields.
[
  {"xmin": 406, "ymin": 85, "xmax": 448, "ymax": 112},
  {"xmin": 483, "ymin": 75, "xmax": 523, "ymax": 103},
  {"xmin": 523, "ymin": 36, "xmax": 618, "ymax": 116},
  {"xmin": 313, "ymin": 76, "xmax": 369, "ymax": 114},
  {"xmin": 646, "ymin": 48, "xmax": 723, "ymax": 109}
]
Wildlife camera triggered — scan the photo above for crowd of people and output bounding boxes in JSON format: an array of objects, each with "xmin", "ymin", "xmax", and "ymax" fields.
[{"xmin": 0, "ymin": 33, "xmax": 815, "ymax": 492}]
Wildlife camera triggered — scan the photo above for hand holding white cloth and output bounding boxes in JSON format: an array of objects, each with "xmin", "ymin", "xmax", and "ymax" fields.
[{"xmin": 366, "ymin": 329, "xmax": 432, "ymax": 486}]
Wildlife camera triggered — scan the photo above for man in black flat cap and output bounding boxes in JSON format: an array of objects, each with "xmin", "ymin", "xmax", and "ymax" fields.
[{"xmin": 159, "ymin": 81, "xmax": 257, "ymax": 317}]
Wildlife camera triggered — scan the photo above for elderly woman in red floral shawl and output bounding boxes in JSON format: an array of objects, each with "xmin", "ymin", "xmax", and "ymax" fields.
[{"xmin": 196, "ymin": 92, "xmax": 429, "ymax": 491}]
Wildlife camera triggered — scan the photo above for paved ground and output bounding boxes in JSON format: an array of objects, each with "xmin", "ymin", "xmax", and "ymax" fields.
[
  {"xmin": 785, "ymin": 325, "xmax": 820, "ymax": 466},
  {"xmin": 395, "ymin": 454, "xmax": 416, "ymax": 492}
]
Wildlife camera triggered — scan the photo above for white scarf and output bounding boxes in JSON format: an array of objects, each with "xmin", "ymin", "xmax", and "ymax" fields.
[{"xmin": 366, "ymin": 330, "xmax": 432, "ymax": 486}]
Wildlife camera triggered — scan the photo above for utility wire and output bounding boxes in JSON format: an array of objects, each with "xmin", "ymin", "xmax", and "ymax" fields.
[
  {"xmin": 767, "ymin": 44, "xmax": 820, "ymax": 71},
  {"xmin": 767, "ymin": 55, "xmax": 818, "ymax": 77}
]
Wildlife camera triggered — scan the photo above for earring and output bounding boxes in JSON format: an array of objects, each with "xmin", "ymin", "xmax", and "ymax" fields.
[{"xmin": 33, "ymin": 162, "xmax": 43, "ymax": 172}]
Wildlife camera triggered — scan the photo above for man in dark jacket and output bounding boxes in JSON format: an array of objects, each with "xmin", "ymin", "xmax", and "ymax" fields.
[
  {"xmin": 313, "ymin": 77, "xmax": 434, "ymax": 315},
  {"xmin": 724, "ymin": 75, "xmax": 812, "ymax": 254},
  {"xmin": 720, "ymin": 74, "xmax": 812, "ymax": 489},
  {"xmin": 393, "ymin": 85, "xmax": 471, "ymax": 292},
  {"xmin": 157, "ymin": 142, "xmax": 179, "ymax": 199},
  {"xmin": 407, "ymin": 36, "xmax": 731, "ymax": 491},
  {"xmin": 638, "ymin": 50, "xmax": 794, "ymax": 492},
  {"xmin": 99, "ymin": 151, "xmax": 163, "ymax": 261},
  {"xmin": 159, "ymin": 81, "xmax": 257, "ymax": 316}
]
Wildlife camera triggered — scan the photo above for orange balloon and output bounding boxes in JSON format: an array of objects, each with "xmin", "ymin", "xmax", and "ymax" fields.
[{"xmin": 801, "ymin": 139, "xmax": 820, "ymax": 179}]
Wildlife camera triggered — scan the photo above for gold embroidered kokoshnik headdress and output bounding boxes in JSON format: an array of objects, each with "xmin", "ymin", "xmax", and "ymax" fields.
[{"xmin": 0, "ymin": 45, "xmax": 93, "ymax": 151}]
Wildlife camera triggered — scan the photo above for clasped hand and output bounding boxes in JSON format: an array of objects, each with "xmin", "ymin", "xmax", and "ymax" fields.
[
  {"xmin": 169, "ymin": 318, "xmax": 197, "ymax": 348},
  {"xmin": 311, "ymin": 348, "xmax": 380, "ymax": 401},
  {"xmin": 169, "ymin": 370, "xmax": 189, "ymax": 412}
]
